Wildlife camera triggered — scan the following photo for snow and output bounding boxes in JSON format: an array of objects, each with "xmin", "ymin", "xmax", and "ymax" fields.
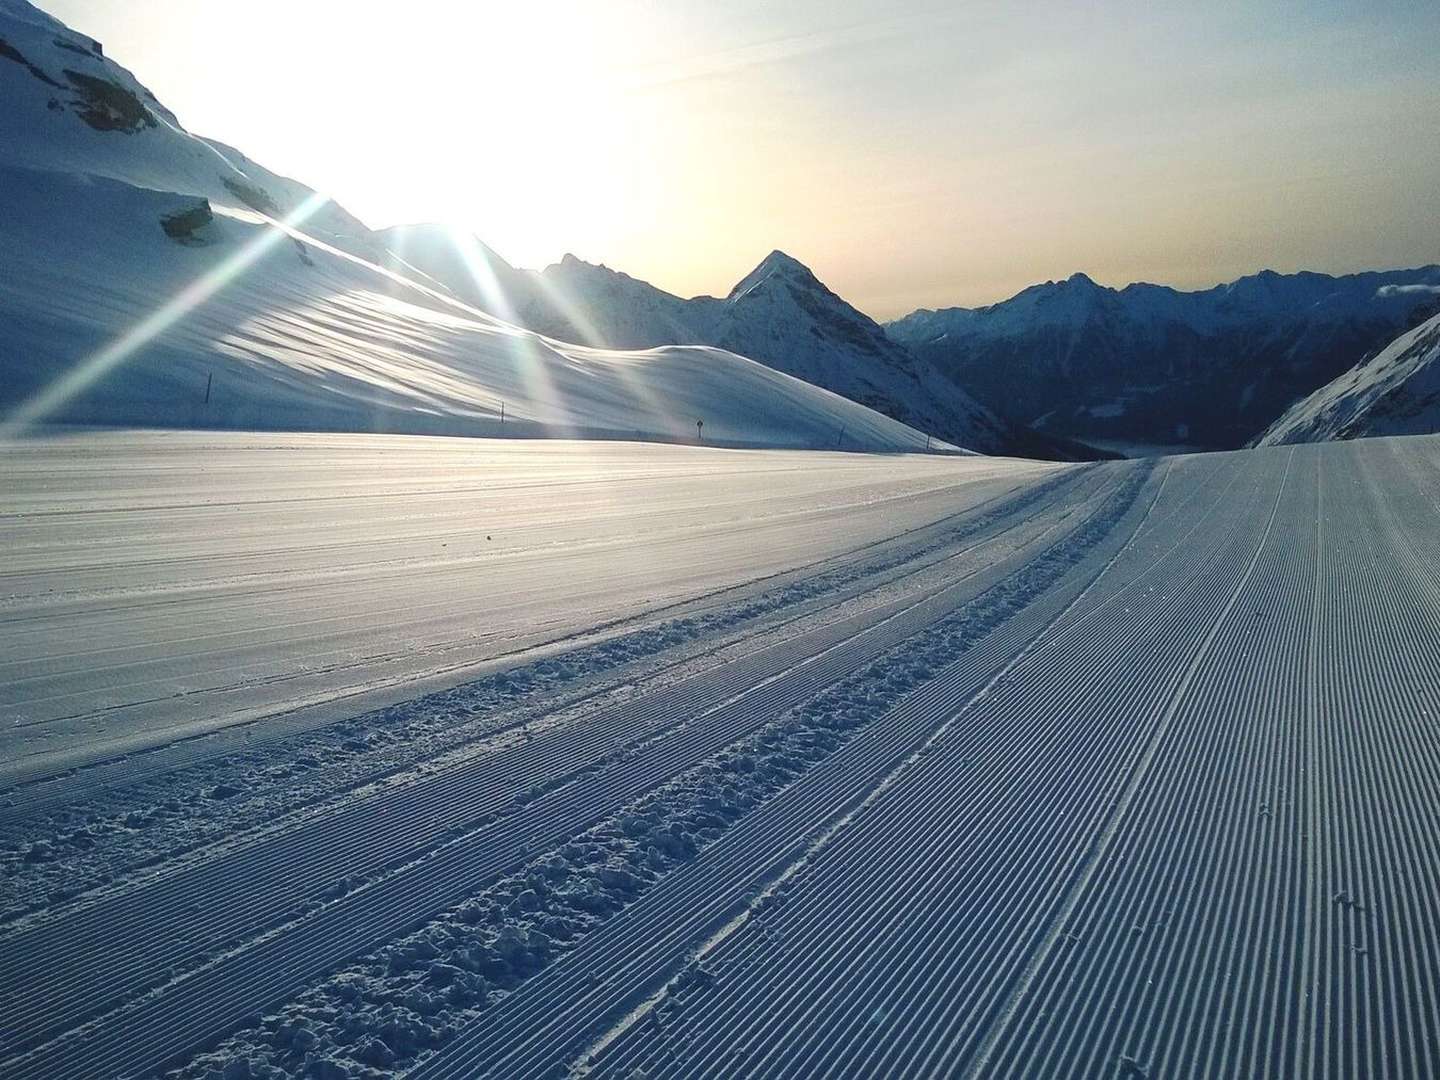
[
  {"xmin": 0, "ymin": 0, "xmax": 957, "ymax": 454},
  {"xmin": 0, "ymin": 5, "xmax": 365, "ymax": 241},
  {"xmin": 5, "ymin": 3, "xmax": 1440, "ymax": 1077},
  {"xmin": 0, "ymin": 430, "xmax": 1037, "ymax": 781},
  {"xmin": 1256, "ymin": 310, "xmax": 1440, "ymax": 444},
  {"xmin": 0, "ymin": 163, "xmax": 952, "ymax": 452},
  {"xmin": 8, "ymin": 435, "xmax": 1440, "ymax": 1080},
  {"xmin": 885, "ymin": 263, "xmax": 1440, "ymax": 448},
  {"xmin": 511, "ymin": 249, "xmax": 1019, "ymax": 454}
]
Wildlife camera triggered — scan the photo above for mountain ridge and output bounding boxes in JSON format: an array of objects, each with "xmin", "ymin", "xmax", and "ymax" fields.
[
  {"xmin": 887, "ymin": 265, "xmax": 1440, "ymax": 448},
  {"xmin": 463, "ymin": 248, "xmax": 1104, "ymax": 459}
]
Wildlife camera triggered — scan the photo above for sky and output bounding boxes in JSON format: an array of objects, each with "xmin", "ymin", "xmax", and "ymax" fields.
[{"xmin": 40, "ymin": 0, "xmax": 1440, "ymax": 319}]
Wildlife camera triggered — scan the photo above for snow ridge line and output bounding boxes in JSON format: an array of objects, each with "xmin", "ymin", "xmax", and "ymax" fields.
[
  {"xmin": 1296, "ymin": 448, "xmax": 1324, "ymax": 1078},
  {"xmin": 0, "ymin": 470, "xmax": 1091, "ymax": 926},
  {"xmin": 0, "ymin": 464, "xmax": 1072, "ymax": 806},
  {"xmin": 579, "ymin": 456, "xmax": 1266, "ymax": 1078},
  {"xmin": 168, "ymin": 469, "xmax": 1120, "ymax": 1080},
  {"xmin": 968, "ymin": 449, "xmax": 1318, "ymax": 1077}
]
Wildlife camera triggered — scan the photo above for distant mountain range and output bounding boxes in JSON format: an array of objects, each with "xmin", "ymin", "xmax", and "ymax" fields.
[{"xmin": 887, "ymin": 268, "xmax": 1440, "ymax": 450}]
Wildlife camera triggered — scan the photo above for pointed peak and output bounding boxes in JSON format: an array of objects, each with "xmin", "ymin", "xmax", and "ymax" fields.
[
  {"xmin": 1064, "ymin": 271, "xmax": 1100, "ymax": 289},
  {"xmin": 756, "ymin": 249, "xmax": 811, "ymax": 275},
  {"xmin": 730, "ymin": 249, "xmax": 821, "ymax": 300}
]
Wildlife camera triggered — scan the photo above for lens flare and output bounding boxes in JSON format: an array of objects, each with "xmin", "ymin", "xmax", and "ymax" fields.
[{"xmin": 0, "ymin": 190, "xmax": 332, "ymax": 439}]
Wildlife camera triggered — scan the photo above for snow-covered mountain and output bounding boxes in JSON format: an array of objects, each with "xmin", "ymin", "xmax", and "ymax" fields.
[
  {"xmin": 461, "ymin": 249, "xmax": 1099, "ymax": 459},
  {"xmin": 532, "ymin": 251, "xmax": 1013, "ymax": 451},
  {"xmin": 1255, "ymin": 307, "xmax": 1440, "ymax": 445},
  {"xmin": 0, "ymin": 0, "xmax": 367, "ymax": 243},
  {"xmin": 1, "ymin": 162, "xmax": 947, "ymax": 451},
  {"xmin": 0, "ymin": 0, "xmax": 960, "ymax": 453},
  {"xmin": 888, "ymin": 268, "xmax": 1440, "ymax": 449}
]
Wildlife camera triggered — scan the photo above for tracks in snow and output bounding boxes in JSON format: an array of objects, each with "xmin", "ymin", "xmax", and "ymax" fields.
[
  {"xmin": 7, "ymin": 436, "xmax": 1438, "ymax": 1080},
  {"xmin": 552, "ymin": 439, "xmax": 1440, "ymax": 1080},
  {"xmin": 0, "ymin": 458, "xmax": 1126, "ymax": 1079}
]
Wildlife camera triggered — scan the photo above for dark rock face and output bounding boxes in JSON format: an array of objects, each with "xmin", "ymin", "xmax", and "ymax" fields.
[
  {"xmin": 160, "ymin": 200, "xmax": 214, "ymax": 243},
  {"xmin": 52, "ymin": 36, "xmax": 98, "ymax": 60},
  {"xmin": 63, "ymin": 68, "xmax": 155, "ymax": 132},
  {"xmin": 0, "ymin": 34, "xmax": 63, "ymax": 87},
  {"xmin": 222, "ymin": 176, "xmax": 281, "ymax": 218}
]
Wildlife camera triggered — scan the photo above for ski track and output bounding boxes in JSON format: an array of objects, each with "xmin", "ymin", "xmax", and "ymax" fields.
[{"xmin": 1, "ymin": 433, "xmax": 1438, "ymax": 1079}]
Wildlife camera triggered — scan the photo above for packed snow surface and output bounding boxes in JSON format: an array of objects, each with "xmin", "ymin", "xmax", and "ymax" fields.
[
  {"xmin": 3, "ymin": 431, "xmax": 1439, "ymax": 1080},
  {"xmin": 0, "ymin": 432, "xmax": 1034, "ymax": 781}
]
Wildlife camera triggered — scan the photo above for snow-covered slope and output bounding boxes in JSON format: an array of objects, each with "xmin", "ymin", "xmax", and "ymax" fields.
[
  {"xmin": 491, "ymin": 250, "xmax": 1094, "ymax": 458},
  {"xmin": 0, "ymin": 164, "xmax": 942, "ymax": 451},
  {"xmin": 0, "ymin": 0, "xmax": 366, "ymax": 242},
  {"xmin": 888, "ymin": 268, "xmax": 1440, "ymax": 448},
  {"xmin": 9, "ymin": 433, "xmax": 1440, "ymax": 1079},
  {"xmin": 0, "ymin": 0, "xmax": 953, "ymax": 453},
  {"xmin": 1256, "ymin": 309, "xmax": 1440, "ymax": 445}
]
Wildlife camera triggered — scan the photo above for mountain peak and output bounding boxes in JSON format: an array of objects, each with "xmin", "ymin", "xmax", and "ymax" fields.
[
  {"xmin": 729, "ymin": 249, "xmax": 820, "ymax": 301},
  {"xmin": 757, "ymin": 249, "xmax": 811, "ymax": 275}
]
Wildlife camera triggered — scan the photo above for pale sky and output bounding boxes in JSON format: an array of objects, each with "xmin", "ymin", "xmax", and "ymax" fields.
[{"xmin": 40, "ymin": 0, "xmax": 1440, "ymax": 318}]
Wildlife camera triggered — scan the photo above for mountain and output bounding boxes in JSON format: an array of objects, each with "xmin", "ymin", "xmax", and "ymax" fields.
[
  {"xmin": 475, "ymin": 249, "xmax": 1102, "ymax": 459},
  {"xmin": 0, "ymin": 0, "xmax": 950, "ymax": 454},
  {"xmin": 888, "ymin": 267, "xmax": 1440, "ymax": 450},
  {"xmin": 1255, "ymin": 306, "xmax": 1440, "ymax": 445},
  {"xmin": 0, "ymin": 0, "xmax": 368, "ymax": 242}
]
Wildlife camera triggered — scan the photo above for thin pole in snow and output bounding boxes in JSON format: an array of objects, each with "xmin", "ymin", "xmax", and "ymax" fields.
[
  {"xmin": 696, "ymin": 419, "xmax": 704, "ymax": 443},
  {"xmin": 926, "ymin": 434, "xmax": 931, "ymax": 452},
  {"xmin": 203, "ymin": 372, "xmax": 212, "ymax": 406},
  {"xmin": 500, "ymin": 400, "xmax": 505, "ymax": 424}
]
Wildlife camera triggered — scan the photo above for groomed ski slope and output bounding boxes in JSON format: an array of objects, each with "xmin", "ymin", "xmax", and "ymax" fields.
[
  {"xmin": 0, "ymin": 432, "xmax": 1035, "ymax": 784},
  {"xmin": 1, "ymin": 433, "xmax": 1438, "ymax": 1079}
]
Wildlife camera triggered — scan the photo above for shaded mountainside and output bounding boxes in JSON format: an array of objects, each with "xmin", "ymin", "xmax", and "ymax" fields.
[
  {"xmin": 1256, "ymin": 307, "xmax": 1440, "ymax": 445},
  {"xmin": 888, "ymin": 268, "xmax": 1440, "ymax": 449}
]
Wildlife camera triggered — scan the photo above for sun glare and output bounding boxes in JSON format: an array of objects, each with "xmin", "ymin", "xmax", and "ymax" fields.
[{"xmin": 0, "ymin": 192, "xmax": 332, "ymax": 440}]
